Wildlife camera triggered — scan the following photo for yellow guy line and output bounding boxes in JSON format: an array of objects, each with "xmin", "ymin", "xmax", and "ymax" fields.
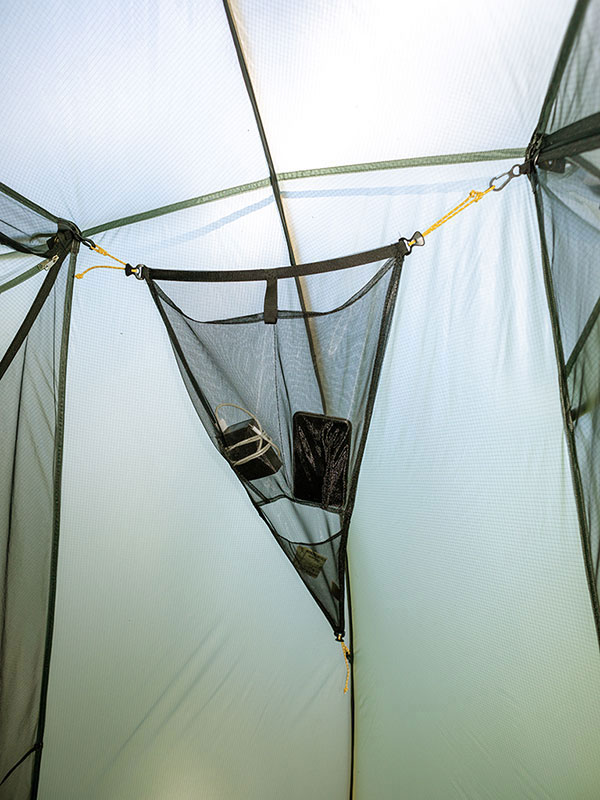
[
  {"xmin": 75, "ymin": 244, "xmax": 138, "ymax": 279},
  {"xmin": 409, "ymin": 185, "xmax": 495, "ymax": 247},
  {"xmin": 75, "ymin": 179, "xmax": 503, "ymax": 279}
]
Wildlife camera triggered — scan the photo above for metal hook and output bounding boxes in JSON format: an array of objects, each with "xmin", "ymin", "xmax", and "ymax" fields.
[{"xmin": 489, "ymin": 163, "xmax": 524, "ymax": 192}]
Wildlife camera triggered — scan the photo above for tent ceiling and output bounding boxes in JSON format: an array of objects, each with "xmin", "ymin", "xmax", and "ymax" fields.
[
  {"xmin": 0, "ymin": 0, "xmax": 270, "ymax": 230},
  {"xmin": 0, "ymin": 0, "xmax": 576, "ymax": 235},
  {"xmin": 233, "ymin": 0, "xmax": 575, "ymax": 171}
]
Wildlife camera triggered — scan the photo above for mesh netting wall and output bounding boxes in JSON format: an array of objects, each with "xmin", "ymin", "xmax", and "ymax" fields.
[
  {"xmin": 0, "ymin": 253, "xmax": 74, "ymax": 798},
  {"xmin": 533, "ymin": 0, "xmax": 600, "ymax": 622},
  {"xmin": 148, "ymin": 257, "xmax": 403, "ymax": 634},
  {"xmin": 537, "ymin": 148, "xmax": 600, "ymax": 590},
  {"xmin": 0, "ymin": 188, "xmax": 57, "ymax": 257}
]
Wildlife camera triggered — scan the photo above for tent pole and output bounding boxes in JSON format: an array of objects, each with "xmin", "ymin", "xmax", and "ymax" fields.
[
  {"xmin": 345, "ymin": 553, "xmax": 356, "ymax": 800},
  {"xmin": 30, "ymin": 242, "xmax": 78, "ymax": 799},
  {"xmin": 220, "ymin": 0, "xmax": 328, "ymax": 413}
]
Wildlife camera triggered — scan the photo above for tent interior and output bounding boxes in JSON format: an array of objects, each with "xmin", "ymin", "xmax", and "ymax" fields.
[{"xmin": 1, "ymin": 1, "xmax": 600, "ymax": 798}]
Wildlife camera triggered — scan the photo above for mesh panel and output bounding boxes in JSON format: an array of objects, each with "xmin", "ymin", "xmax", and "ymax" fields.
[
  {"xmin": 0, "ymin": 246, "xmax": 73, "ymax": 796},
  {"xmin": 546, "ymin": 0, "xmax": 600, "ymax": 135},
  {"xmin": 568, "ymin": 293, "xmax": 600, "ymax": 581},
  {"xmin": 549, "ymin": 149, "xmax": 600, "ymax": 588},
  {"xmin": 533, "ymin": 0, "xmax": 600, "ymax": 618},
  {"xmin": 148, "ymin": 257, "xmax": 402, "ymax": 634},
  {"xmin": 0, "ymin": 190, "xmax": 57, "ymax": 256},
  {"xmin": 538, "ymin": 152, "xmax": 600, "ymax": 357}
]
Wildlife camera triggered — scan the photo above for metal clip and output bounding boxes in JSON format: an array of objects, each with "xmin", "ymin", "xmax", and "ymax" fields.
[
  {"xmin": 42, "ymin": 254, "xmax": 59, "ymax": 271},
  {"xmin": 489, "ymin": 163, "xmax": 525, "ymax": 192}
]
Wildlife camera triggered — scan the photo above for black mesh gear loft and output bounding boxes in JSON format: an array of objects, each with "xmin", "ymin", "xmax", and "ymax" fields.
[{"xmin": 146, "ymin": 248, "xmax": 407, "ymax": 635}]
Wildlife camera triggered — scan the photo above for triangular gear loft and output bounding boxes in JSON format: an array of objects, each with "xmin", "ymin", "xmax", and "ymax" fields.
[{"xmin": 146, "ymin": 250, "xmax": 406, "ymax": 637}]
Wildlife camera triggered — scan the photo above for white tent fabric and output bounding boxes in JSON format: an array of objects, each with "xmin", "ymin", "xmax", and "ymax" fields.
[
  {"xmin": 2, "ymin": 1, "xmax": 600, "ymax": 798},
  {"xmin": 232, "ymin": 0, "xmax": 571, "ymax": 168},
  {"xmin": 0, "ymin": 0, "xmax": 573, "ymax": 229}
]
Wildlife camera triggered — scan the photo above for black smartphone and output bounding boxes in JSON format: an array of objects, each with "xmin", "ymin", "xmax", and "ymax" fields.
[{"xmin": 293, "ymin": 412, "xmax": 352, "ymax": 510}]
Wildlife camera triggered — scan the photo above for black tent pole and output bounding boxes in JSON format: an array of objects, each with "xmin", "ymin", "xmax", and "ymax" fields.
[{"xmin": 220, "ymin": 0, "xmax": 328, "ymax": 414}]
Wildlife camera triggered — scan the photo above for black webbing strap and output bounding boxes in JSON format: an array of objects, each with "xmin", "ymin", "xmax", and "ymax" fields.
[
  {"xmin": 264, "ymin": 278, "xmax": 278, "ymax": 324},
  {"xmin": 0, "ymin": 250, "xmax": 68, "ymax": 381},
  {"xmin": 0, "ymin": 231, "xmax": 52, "ymax": 257},
  {"xmin": 538, "ymin": 112, "xmax": 600, "ymax": 162},
  {"xmin": 0, "ymin": 218, "xmax": 83, "ymax": 259},
  {"xmin": 144, "ymin": 240, "xmax": 410, "ymax": 283}
]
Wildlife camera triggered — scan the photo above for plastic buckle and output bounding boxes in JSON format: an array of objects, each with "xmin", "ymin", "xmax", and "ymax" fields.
[
  {"xmin": 134, "ymin": 264, "xmax": 146, "ymax": 280},
  {"xmin": 125, "ymin": 263, "xmax": 146, "ymax": 280},
  {"xmin": 398, "ymin": 231, "xmax": 425, "ymax": 256}
]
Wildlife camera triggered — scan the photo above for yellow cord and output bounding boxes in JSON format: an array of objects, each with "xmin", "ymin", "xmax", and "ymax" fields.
[
  {"xmin": 75, "ymin": 264, "xmax": 128, "ymax": 279},
  {"xmin": 409, "ymin": 185, "xmax": 495, "ymax": 246},
  {"xmin": 75, "ymin": 243, "xmax": 137, "ymax": 279},
  {"xmin": 339, "ymin": 638, "xmax": 351, "ymax": 694},
  {"xmin": 90, "ymin": 243, "xmax": 129, "ymax": 266},
  {"xmin": 75, "ymin": 184, "xmax": 495, "ymax": 281}
]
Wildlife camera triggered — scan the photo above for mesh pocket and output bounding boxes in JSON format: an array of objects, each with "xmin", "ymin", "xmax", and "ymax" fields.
[{"xmin": 148, "ymin": 256, "xmax": 403, "ymax": 634}]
